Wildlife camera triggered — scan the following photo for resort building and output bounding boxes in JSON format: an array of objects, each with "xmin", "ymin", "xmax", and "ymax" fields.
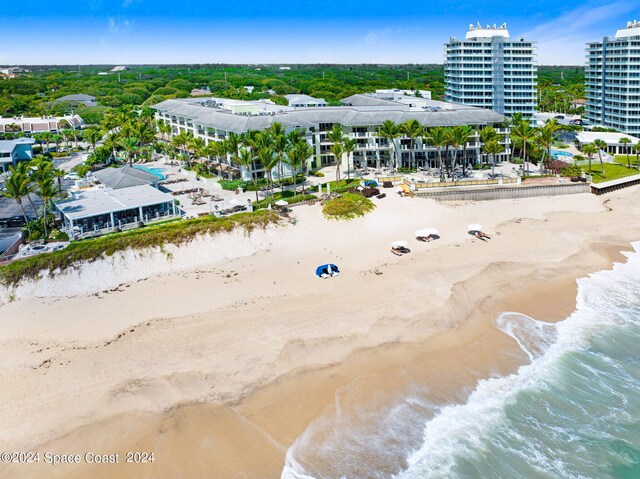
[
  {"xmin": 585, "ymin": 21, "xmax": 640, "ymax": 134},
  {"xmin": 55, "ymin": 94, "xmax": 97, "ymax": 108},
  {"xmin": 92, "ymin": 166, "xmax": 161, "ymax": 190},
  {"xmin": 370, "ymin": 89, "xmax": 432, "ymax": 101},
  {"xmin": 0, "ymin": 114, "xmax": 83, "ymax": 135},
  {"xmin": 153, "ymin": 95, "xmax": 508, "ymax": 179},
  {"xmin": 576, "ymin": 131, "xmax": 640, "ymax": 155},
  {"xmin": 56, "ymin": 185, "xmax": 177, "ymax": 237},
  {"xmin": 445, "ymin": 23, "xmax": 538, "ymax": 119},
  {"xmin": 0, "ymin": 138, "xmax": 35, "ymax": 172},
  {"xmin": 285, "ymin": 94, "xmax": 327, "ymax": 108}
]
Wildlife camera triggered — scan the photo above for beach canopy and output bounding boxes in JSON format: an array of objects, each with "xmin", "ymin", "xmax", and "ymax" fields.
[
  {"xmin": 467, "ymin": 224, "xmax": 483, "ymax": 231},
  {"xmin": 415, "ymin": 228, "xmax": 439, "ymax": 237},
  {"xmin": 391, "ymin": 240, "xmax": 408, "ymax": 248},
  {"xmin": 275, "ymin": 200, "xmax": 288, "ymax": 207},
  {"xmin": 315, "ymin": 264, "xmax": 340, "ymax": 277}
]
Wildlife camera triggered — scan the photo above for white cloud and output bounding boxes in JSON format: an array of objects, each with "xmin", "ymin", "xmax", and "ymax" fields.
[
  {"xmin": 521, "ymin": 1, "xmax": 638, "ymax": 64},
  {"xmin": 364, "ymin": 28, "xmax": 393, "ymax": 46},
  {"xmin": 107, "ymin": 17, "xmax": 132, "ymax": 34}
]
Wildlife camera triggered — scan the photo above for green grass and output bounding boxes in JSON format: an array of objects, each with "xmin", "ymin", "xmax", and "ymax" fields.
[
  {"xmin": 253, "ymin": 190, "xmax": 316, "ymax": 207},
  {"xmin": 0, "ymin": 210, "xmax": 280, "ymax": 287},
  {"xmin": 587, "ymin": 163, "xmax": 640, "ymax": 183},
  {"xmin": 614, "ymin": 155, "xmax": 640, "ymax": 168},
  {"xmin": 322, "ymin": 193, "xmax": 376, "ymax": 221}
]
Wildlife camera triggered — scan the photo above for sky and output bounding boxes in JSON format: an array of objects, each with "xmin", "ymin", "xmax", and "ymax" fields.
[{"xmin": 0, "ymin": 0, "xmax": 638, "ymax": 65}]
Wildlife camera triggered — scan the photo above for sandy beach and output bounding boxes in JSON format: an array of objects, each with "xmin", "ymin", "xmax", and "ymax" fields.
[{"xmin": 1, "ymin": 186, "xmax": 640, "ymax": 478}]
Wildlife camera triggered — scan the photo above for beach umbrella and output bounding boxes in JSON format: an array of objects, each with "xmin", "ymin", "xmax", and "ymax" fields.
[
  {"xmin": 275, "ymin": 199, "xmax": 288, "ymax": 207},
  {"xmin": 415, "ymin": 228, "xmax": 439, "ymax": 237},
  {"xmin": 391, "ymin": 240, "xmax": 408, "ymax": 248},
  {"xmin": 467, "ymin": 224, "xmax": 483, "ymax": 231}
]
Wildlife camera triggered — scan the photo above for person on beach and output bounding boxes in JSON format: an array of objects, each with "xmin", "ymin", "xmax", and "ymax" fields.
[{"xmin": 474, "ymin": 231, "xmax": 491, "ymax": 241}]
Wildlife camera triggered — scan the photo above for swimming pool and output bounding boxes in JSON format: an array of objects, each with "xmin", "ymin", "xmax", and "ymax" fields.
[
  {"xmin": 551, "ymin": 150, "xmax": 573, "ymax": 160},
  {"xmin": 134, "ymin": 166, "xmax": 167, "ymax": 180}
]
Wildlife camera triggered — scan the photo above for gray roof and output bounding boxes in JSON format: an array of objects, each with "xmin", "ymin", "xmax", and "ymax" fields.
[
  {"xmin": 341, "ymin": 94, "xmax": 406, "ymax": 107},
  {"xmin": 153, "ymin": 99, "xmax": 505, "ymax": 134},
  {"xmin": 0, "ymin": 137, "xmax": 35, "ymax": 154},
  {"xmin": 285, "ymin": 94, "xmax": 327, "ymax": 104},
  {"xmin": 56, "ymin": 94, "xmax": 96, "ymax": 102},
  {"xmin": 92, "ymin": 166, "xmax": 158, "ymax": 190},
  {"xmin": 56, "ymin": 185, "xmax": 173, "ymax": 221}
]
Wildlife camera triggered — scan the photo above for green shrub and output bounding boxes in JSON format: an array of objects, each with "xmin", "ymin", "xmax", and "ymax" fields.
[
  {"xmin": 309, "ymin": 170, "xmax": 325, "ymax": 177},
  {"xmin": 285, "ymin": 194, "xmax": 316, "ymax": 205},
  {"xmin": 322, "ymin": 193, "xmax": 376, "ymax": 221},
  {"xmin": 562, "ymin": 164, "xmax": 582, "ymax": 178}
]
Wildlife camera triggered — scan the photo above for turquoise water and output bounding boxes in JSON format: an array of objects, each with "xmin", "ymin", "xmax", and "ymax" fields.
[
  {"xmin": 283, "ymin": 244, "xmax": 640, "ymax": 479},
  {"xmin": 552, "ymin": 150, "xmax": 574, "ymax": 160},
  {"xmin": 133, "ymin": 166, "xmax": 166, "ymax": 180},
  {"xmin": 399, "ymin": 243, "xmax": 640, "ymax": 479}
]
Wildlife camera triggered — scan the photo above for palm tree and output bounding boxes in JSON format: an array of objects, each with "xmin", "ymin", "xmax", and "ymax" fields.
[
  {"xmin": 534, "ymin": 127, "xmax": 555, "ymax": 173},
  {"xmin": 156, "ymin": 120, "xmax": 172, "ymax": 142},
  {"xmin": 423, "ymin": 127, "xmax": 448, "ymax": 181},
  {"xmin": 326, "ymin": 125, "xmax": 345, "ymax": 183},
  {"xmin": 257, "ymin": 146, "xmax": 278, "ymax": 204},
  {"xmin": 581, "ymin": 143, "xmax": 597, "ymax": 174},
  {"xmin": 51, "ymin": 134, "xmax": 62, "ymax": 152},
  {"xmin": 633, "ymin": 142, "xmax": 640, "ymax": 171},
  {"xmin": 377, "ymin": 120, "xmax": 400, "ymax": 169},
  {"xmin": 593, "ymin": 139, "xmax": 607, "ymax": 179},
  {"xmin": 233, "ymin": 148, "xmax": 259, "ymax": 202},
  {"xmin": 443, "ymin": 127, "xmax": 456, "ymax": 178},
  {"xmin": 400, "ymin": 119, "xmax": 424, "ymax": 171},
  {"xmin": 188, "ymin": 137, "xmax": 206, "ymax": 169},
  {"xmin": 1, "ymin": 166, "xmax": 32, "ymax": 234},
  {"xmin": 172, "ymin": 131, "xmax": 193, "ymax": 164},
  {"xmin": 479, "ymin": 126, "xmax": 499, "ymax": 169},
  {"xmin": 31, "ymin": 161, "xmax": 57, "ymax": 242},
  {"xmin": 271, "ymin": 131, "xmax": 288, "ymax": 191},
  {"xmin": 485, "ymin": 140, "xmax": 505, "ymax": 178},
  {"xmin": 120, "ymin": 137, "xmax": 139, "ymax": 166},
  {"xmin": 510, "ymin": 120, "xmax": 537, "ymax": 175},
  {"xmin": 453, "ymin": 125, "xmax": 475, "ymax": 177},
  {"xmin": 342, "ymin": 137, "xmax": 357, "ymax": 180},
  {"xmin": 84, "ymin": 128, "xmax": 102, "ymax": 151},
  {"xmin": 287, "ymin": 140, "xmax": 313, "ymax": 196},
  {"xmin": 620, "ymin": 137, "xmax": 632, "ymax": 168}
]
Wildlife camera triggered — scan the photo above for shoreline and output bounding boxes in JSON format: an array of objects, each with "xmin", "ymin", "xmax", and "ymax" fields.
[{"xmin": 1, "ymin": 188, "xmax": 640, "ymax": 477}]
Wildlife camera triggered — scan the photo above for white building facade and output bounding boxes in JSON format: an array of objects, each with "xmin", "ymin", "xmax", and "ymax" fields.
[
  {"xmin": 445, "ymin": 23, "xmax": 538, "ymax": 119},
  {"xmin": 585, "ymin": 21, "xmax": 640, "ymax": 134},
  {"xmin": 153, "ymin": 96, "xmax": 509, "ymax": 179}
]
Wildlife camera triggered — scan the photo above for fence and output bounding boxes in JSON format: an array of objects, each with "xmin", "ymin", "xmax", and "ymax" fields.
[
  {"xmin": 376, "ymin": 176, "xmax": 403, "ymax": 185},
  {"xmin": 402, "ymin": 176, "xmax": 518, "ymax": 190},
  {"xmin": 590, "ymin": 174, "xmax": 640, "ymax": 195},
  {"xmin": 416, "ymin": 182, "xmax": 590, "ymax": 201}
]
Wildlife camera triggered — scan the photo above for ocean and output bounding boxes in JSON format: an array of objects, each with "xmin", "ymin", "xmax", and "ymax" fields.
[{"xmin": 283, "ymin": 244, "xmax": 640, "ymax": 478}]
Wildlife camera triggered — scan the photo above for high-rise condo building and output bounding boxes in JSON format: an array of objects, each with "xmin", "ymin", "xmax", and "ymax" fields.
[
  {"xmin": 445, "ymin": 22, "xmax": 538, "ymax": 119},
  {"xmin": 585, "ymin": 21, "xmax": 640, "ymax": 134}
]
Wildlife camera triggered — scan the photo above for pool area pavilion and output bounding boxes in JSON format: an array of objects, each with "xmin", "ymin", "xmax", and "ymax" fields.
[{"xmin": 56, "ymin": 185, "xmax": 178, "ymax": 238}]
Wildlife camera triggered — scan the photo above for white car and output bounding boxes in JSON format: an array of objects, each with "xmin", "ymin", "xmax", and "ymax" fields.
[{"xmin": 64, "ymin": 173, "xmax": 80, "ymax": 180}]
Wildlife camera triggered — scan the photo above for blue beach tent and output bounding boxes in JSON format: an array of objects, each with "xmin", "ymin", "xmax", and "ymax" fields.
[{"xmin": 315, "ymin": 264, "xmax": 340, "ymax": 278}]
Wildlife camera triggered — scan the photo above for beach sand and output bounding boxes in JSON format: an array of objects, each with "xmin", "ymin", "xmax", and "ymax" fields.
[{"xmin": 1, "ymin": 187, "xmax": 639, "ymax": 478}]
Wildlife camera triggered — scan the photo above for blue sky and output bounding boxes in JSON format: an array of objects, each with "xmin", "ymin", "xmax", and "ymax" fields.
[{"xmin": 1, "ymin": 0, "xmax": 638, "ymax": 65}]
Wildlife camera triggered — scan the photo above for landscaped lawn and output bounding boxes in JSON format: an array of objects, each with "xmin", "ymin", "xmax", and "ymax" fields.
[
  {"xmin": 588, "ymin": 163, "xmax": 639, "ymax": 183},
  {"xmin": 614, "ymin": 155, "xmax": 640, "ymax": 168}
]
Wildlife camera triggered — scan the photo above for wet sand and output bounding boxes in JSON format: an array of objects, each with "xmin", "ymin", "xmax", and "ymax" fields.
[{"xmin": 1, "ymin": 188, "xmax": 639, "ymax": 478}]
